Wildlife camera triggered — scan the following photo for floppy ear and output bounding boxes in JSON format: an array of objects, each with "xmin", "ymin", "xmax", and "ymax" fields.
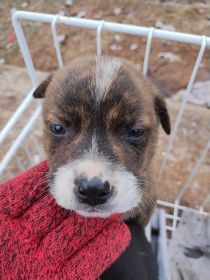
[
  {"xmin": 33, "ymin": 74, "xmax": 53, "ymax": 98},
  {"xmin": 154, "ymin": 95, "xmax": 171, "ymax": 135}
]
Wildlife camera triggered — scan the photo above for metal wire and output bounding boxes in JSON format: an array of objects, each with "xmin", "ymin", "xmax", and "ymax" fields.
[
  {"xmin": 0, "ymin": 106, "xmax": 41, "ymax": 175},
  {"xmin": 143, "ymin": 27, "xmax": 153, "ymax": 76},
  {"xmin": 157, "ymin": 36, "xmax": 207, "ymax": 181},
  {"xmin": 96, "ymin": 20, "xmax": 104, "ymax": 55},
  {"xmin": 51, "ymin": 15, "xmax": 64, "ymax": 68},
  {"xmin": 0, "ymin": 11, "xmax": 209, "ymax": 233},
  {"xmin": 0, "ymin": 89, "xmax": 35, "ymax": 145}
]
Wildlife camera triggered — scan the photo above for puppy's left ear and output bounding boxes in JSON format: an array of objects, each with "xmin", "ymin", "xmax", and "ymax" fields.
[
  {"xmin": 154, "ymin": 95, "xmax": 171, "ymax": 135},
  {"xmin": 33, "ymin": 74, "xmax": 53, "ymax": 98}
]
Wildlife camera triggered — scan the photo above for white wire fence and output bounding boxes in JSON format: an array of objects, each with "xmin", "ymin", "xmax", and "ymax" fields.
[{"xmin": 0, "ymin": 11, "xmax": 209, "ymax": 234}]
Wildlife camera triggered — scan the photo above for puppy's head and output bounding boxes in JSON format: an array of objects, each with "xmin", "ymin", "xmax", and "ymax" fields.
[{"xmin": 33, "ymin": 56, "xmax": 170, "ymax": 218}]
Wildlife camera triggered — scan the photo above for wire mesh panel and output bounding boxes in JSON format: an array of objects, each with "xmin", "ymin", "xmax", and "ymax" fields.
[{"xmin": 0, "ymin": 11, "xmax": 209, "ymax": 235}]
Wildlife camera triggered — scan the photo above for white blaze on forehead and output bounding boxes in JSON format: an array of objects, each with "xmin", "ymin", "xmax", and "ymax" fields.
[
  {"xmin": 95, "ymin": 56, "xmax": 122, "ymax": 102},
  {"xmin": 91, "ymin": 132, "xmax": 98, "ymax": 153}
]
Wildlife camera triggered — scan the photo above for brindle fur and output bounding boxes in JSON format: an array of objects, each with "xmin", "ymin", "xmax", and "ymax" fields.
[{"xmin": 33, "ymin": 55, "xmax": 170, "ymax": 225}]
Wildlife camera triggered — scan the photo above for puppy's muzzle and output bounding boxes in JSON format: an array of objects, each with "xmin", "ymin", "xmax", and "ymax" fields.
[{"xmin": 74, "ymin": 176, "xmax": 113, "ymax": 206}]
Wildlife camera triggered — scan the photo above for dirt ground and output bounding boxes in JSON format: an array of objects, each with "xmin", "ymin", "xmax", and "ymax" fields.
[
  {"xmin": 1, "ymin": 0, "xmax": 210, "ymax": 96},
  {"xmin": 0, "ymin": 0, "xmax": 210, "ymax": 211}
]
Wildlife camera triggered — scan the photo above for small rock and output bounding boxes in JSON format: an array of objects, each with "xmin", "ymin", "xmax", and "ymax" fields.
[
  {"xmin": 128, "ymin": 11, "xmax": 138, "ymax": 17},
  {"xmin": 129, "ymin": 43, "xmax": 138, "ymax": 51},
  {"xmin": 158, "ymin": 52, "xmax": 180, "ymax": 62},
  {"xmin": 198, "ymin": 8, "xmax": 204, "ymax": 14},
  {"xmin": 76, "ymin": 11, "xmax": 86, "ymax": 18},
  {"xmin": 21, "ymin": 2, "xmax": 28, "ymax": 8},
  {"xmin": 10, "ymin": 8, "xmax": 17, "ymax": 16},
  {"xmin": 114, "ymin": 34, "xmax": 121, "ymax": 42},
  {"xmin": 65, "ymin": 0, "xmax": 74, "ymax": 6},
  {"xmin": 180, "ymin": 128, "xmax": 187, "ymax": 136},
  {"xmin": 59, "ymin": 11, "xmax": 65, "ymax": 16},
  {"xmin": 110, "ymin": 44, "xmax": 122, "ymax": 51},
  {"xmin": 95, "ymin": 11, "xmax": 102, "ymax": 19},
  {"xmin": 192, "ymin": 181, "xmax": 199, "ymax": 191},
  {"xmin": 58, "ymin": 35, "xmax": 66, "ymax": 43},
  {"xmin": 155, "ymin": 20, "xmax": 176, "ymax": 32},
  {"xmin": 6, "ymin": 43, "xmax": 12, "ymax": 49},
  {"xmin": 167, "ymin": 154, "xmax": 177, "ymax": 161},
  {"xmin": 113, "ymin": 7, "xmax": 122, "ymax": 16},
  {"xmin": 0, "ymin": 58, "xmax": 5, "ymax": 65}
]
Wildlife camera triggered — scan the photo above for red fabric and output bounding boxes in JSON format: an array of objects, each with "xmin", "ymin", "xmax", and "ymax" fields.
[{"xmin": 0, "ymin": 161, "xmax": 131, "ymax": 279}]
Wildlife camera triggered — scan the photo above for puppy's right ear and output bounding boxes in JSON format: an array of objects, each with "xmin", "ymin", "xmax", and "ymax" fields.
[{"xmin": 33, "ymin": 74, "xmax": 53, "ymax": 99}]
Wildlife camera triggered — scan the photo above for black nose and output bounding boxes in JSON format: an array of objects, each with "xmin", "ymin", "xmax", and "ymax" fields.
[{"xmin": 74, "ymin": 176, "xmax": 112, "ymax": 206}]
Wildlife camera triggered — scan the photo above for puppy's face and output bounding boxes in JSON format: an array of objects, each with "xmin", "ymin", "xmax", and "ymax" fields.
[{"xmin": 34, "ymin": 56, "xmax": 170, "ymax": 218}]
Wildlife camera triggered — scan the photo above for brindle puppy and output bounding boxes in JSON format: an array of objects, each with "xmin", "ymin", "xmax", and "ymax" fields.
[{"xmin": 33, "ymin": 55, "xmax": 170, "ymax": 224}]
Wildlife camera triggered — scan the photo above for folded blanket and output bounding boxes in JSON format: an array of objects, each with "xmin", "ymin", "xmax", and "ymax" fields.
[{"xmin": 169, "ymin": 210, "xmax": 210, "ymax": 280}]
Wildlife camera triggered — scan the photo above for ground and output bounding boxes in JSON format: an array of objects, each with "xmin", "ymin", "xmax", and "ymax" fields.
[
  {"xmin": 0, "ymin": 0, "xmax": 210, "ymax": 211},
  {"xmin": 1, "ymin": 0, "xmax": 210, "ymax": 95}
]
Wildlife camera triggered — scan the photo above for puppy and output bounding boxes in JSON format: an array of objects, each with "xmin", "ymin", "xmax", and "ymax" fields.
[
  {"xmin": 33, "ymin": 55, "xmax": 170, "ymax": 225},
  {"xmin": 101, "ymin": 218, "xmax": 159, "ymax": 280}
]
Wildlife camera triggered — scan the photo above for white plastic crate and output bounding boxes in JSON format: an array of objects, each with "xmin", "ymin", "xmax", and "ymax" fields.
[{"xmin": 0, "ymin": 12, "xmax": 210, "ymax": 272}]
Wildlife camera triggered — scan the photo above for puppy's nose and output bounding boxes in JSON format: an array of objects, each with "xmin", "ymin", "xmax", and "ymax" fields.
[{"xmin": 75, "ymin": 177, "xmax": 112, "ymax": 206}]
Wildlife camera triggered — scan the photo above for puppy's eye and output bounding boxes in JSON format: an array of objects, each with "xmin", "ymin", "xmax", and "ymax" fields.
[
  {"xmin": 50, "ymin": 124, "xmax": 67, "ymax": 137},
  {"xmin": 126, "ymin": 128, "xmax": 144, "ymax": 140}
]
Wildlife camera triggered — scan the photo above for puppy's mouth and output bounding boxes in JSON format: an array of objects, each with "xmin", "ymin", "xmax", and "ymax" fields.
[
  {"xmin": 50, "ymin": 157, "xmax": 141, "ymax": 218},
  {"xmin": 74, "ymin": 198, "xmax": 129, "ymax": 218},
  {"xmin": 76, "ymin": 205, "xmax": 113, "ymax": 218}
]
